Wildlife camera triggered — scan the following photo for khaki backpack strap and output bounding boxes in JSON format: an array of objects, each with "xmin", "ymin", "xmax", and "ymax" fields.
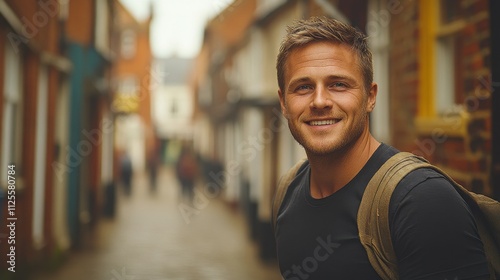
[
  {"xmin": 272, "ymin": 158, "xmax": 307, "ymax": 232},
  {"xmin": 358, "ymin": 152, "xmax": 430, "ymax": 280}
]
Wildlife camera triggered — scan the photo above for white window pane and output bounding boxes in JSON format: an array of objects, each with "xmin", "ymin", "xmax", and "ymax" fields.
[{"xmin": 435, "ymin": 36, "xmax": 456, "ymax": 114}]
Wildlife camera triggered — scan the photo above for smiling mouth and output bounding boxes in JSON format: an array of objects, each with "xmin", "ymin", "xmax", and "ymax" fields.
[{"xmin": 308, "ymin": 119, "xmax": 340, "ymax": 126}]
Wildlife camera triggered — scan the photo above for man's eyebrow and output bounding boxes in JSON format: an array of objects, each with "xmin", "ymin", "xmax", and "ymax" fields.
[
  {"xmin": 288, "ymin": 77, "xmax": 312, "ymax": 88},
  {"xmin": 325, "ymin": 74, "xmax": 356, "ymax": 82},
  {"xmin": 287, "ymin": 74, "xmax": 357, "ymax": 89}
]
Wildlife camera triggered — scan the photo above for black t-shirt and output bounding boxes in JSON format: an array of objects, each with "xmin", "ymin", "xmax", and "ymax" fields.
[{"xmin": 275, "ymin": 144, "xmax": 490, "ymax": 280}]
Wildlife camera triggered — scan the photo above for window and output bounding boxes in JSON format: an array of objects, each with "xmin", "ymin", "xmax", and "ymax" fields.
[
  {"xmin": 117, "ymin": 77, "xmax": 138, "ymax": 96},
  {"xmin": 367, "ymin": 0, "xmax": 390, "ymax": 144},
  {"xmin": 95, "ymin": 0, "xmax": 111, "ymax": 56},
  {"xmin": 435, "ymin": 0, "xmax": 465, "ymax": 115},
  {"xmin": 113, "ymin": 77, "xmax": 139, "ymax": 113},
  {"xmin": 416, "ymin": 0, "xmax": 472, "ymax": 136},
  {"xmin": 419, "ymin": 0, "xmax": 466, "ymax": 117},
  {"xmin": 440, "ymin": 0, "xmax": 462, "ymax": 24},
  {"xmin": 120, "ymin": 30, "xmax": 136, "ymax": 59},
  {"xmin": 58, "ymin": 0, "xmax": 70, "ymax": 20},
  {"xmin": 1, "ymin": 40, "xmax": 23, "ymax": 191},
  {"xmin": 33, "ymin": 65, "xmax": 49, "ymax": 249}
]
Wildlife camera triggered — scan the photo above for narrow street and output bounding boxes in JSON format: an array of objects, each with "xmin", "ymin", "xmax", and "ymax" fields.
[{"xmin": 32, "ymin": 165, "xmax": 282, "ymax": 280}]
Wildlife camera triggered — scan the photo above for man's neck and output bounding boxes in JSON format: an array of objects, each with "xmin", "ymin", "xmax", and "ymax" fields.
[{"xmin": 307, "ymin": 134, "xmax": 380, "ymax": 199}]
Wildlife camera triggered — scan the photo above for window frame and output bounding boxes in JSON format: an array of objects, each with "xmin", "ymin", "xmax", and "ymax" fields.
[{"xmin": 416, "ymin": 0, "xmax": 468, "ymax": 136}]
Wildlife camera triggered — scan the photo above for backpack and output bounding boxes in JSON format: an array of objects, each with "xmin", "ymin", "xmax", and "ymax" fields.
[{"xmin": 272, "ymin": 152, "xmax": 500, "ymax": 280}]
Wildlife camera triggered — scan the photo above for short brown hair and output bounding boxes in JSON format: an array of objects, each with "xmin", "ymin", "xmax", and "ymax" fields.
[{"xmin": 276, "ymin": 16, "xmax": 373, "ymax": 93}]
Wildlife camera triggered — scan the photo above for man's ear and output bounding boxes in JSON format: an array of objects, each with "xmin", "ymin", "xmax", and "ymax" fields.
[
  {"xmin": 278, "ymin": 89, "xmax": 288, "ymax": 118},
  {"xmin": 366, "ymin": 83, "xmax": 377, "ymax": 113}
]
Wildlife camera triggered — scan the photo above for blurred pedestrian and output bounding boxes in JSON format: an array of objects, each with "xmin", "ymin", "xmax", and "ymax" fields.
[
  {"xmin": 175, "ymin": 145, "xmax": 199, "ymax": 205},
  {"xmin": 201, "ymin": 154, "xmax": 225, "ymax": 196},
  {"xmin": 120, "ymin": 152, "xmax": 133, "ymax": 196},
  {"xmin": 147, "ymin": 149, "xmax": 161, "ymax": 194}
]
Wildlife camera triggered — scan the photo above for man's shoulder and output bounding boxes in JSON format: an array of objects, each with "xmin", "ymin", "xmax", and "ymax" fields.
[
  {"xmin": 394, "ymin": 166, "xmax": 452, "ymax": 199},
  {"xmin": 389, "ymin": 166, "xmax": 465, "ymax": 223},
  {"xmin": 380, "ymin": 152, "xmax": 464, "ymax": 221},
  {"xmin": 387, "ymin": 166, "xmax": 490, "ymax": 279},
  {"xmin": 285, "ymin": 159, "xmax": 310, "ymax": 194}
]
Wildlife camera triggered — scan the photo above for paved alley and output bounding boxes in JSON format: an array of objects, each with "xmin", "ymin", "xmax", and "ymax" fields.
[{"xmin": 32, "ymin": 166, "xmax": 282, "ymax": 280}]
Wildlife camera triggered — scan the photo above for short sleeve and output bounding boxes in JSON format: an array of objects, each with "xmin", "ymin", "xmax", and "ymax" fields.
[{"xmin": 389, "ymin": 169, "xmax": 490, "ymax": 280}]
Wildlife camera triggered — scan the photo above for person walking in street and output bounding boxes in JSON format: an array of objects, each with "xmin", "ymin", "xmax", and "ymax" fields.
[
  {"xmin": 120, "ymin": 151, "xmax": 133, "ymax": 196},
  {"xmin": 147, "ymin": 148, "xmax": 161, "ymax": 194},
  {"xmin": 273, "ymin": 16, "xmax": 490, "ymax": 279},
  {"xmin": 175, "ymin": 144, "xmax": 199, "ymax": 205}
]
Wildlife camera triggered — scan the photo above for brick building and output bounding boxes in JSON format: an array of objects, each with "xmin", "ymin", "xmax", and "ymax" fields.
[
  {"xmin": 0, "ymin": 0, "xmax": 71, "ymax": 274},
  {"xmin": 112, "ymin": 0, "xmax": 155, "ymax": 172},
  {"xmin": 0, "ymin": 0, "xmax": 116, "ymax": 277},
  {"xmin": 387, "ymin": 0, "xmax": 496, "ymax": 197}
]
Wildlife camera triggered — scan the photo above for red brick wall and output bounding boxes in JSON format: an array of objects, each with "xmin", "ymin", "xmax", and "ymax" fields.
[
  {"xmin": 66, "ymin": 0, "xmax": 94, "ymax": 44},
  {"xmin": 113, "ymin": 5, "xmax": 154, "ymax": 156},
  {"xmin": 389, "ymin": 0, "xmax": 492, "ymax": 195},
  {"xmin": 389, "ymin": 0, "xmax": 419, "ymax": 152},
  {"xmin": 6, "ymin": 0, "xmax": 60, "ymax": 52},
  {"xmin": 432, "ymin": 0, "xmax": 490, "ymax": 195},
  {"xmin": 0, "ymin": 0, "xmax": 64, "ymax": 269},
  {"xmin": 17, "ymin": 51, "xmax": 39, "ymax": 266}
]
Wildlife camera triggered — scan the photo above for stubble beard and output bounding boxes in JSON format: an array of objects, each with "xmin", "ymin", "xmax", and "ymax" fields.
[{"xmin": 287, "ymin": 111, "xmax": 368, "ymax": 157}]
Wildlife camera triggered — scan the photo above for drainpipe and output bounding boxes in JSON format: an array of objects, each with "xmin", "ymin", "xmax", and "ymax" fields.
[{"xmin": 490, "ymin": 0, "xmax": 500, "ymax": 201}]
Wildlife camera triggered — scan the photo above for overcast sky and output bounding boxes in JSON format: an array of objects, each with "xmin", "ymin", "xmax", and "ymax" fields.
[{"xmin": 119, "ymin": 0, "xmax": 232, "ymax": 58}]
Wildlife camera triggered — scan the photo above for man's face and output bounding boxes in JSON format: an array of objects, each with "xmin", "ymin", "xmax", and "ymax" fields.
[{"xmin": 278, "ymin": 41, "xmax": 377, "ymax": 156}]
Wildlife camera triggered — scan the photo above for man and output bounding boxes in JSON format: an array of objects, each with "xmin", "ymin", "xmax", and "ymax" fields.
[{"xmin": 274, "ymin": 16, "xmax": 490, "ymax": 279}]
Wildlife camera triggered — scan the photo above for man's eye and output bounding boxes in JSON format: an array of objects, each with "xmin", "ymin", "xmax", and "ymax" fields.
[
  {"xmin": 332, "ymin": 82, "xmax": 347, "ymax": 88},
  {"xmin": 295, "ymin": 85, "xmax": 313, "ymax": 92}
]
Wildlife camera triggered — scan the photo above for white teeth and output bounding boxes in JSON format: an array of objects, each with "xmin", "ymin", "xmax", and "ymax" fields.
[{"xmin": 309, "ymin": 120, "xmax": 337, "ymax": 126}]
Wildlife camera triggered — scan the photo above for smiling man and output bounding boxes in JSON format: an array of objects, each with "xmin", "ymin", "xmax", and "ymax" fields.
[{"xmin": 274, "ymin": 16, "xmax": 490, "ymax": 279}]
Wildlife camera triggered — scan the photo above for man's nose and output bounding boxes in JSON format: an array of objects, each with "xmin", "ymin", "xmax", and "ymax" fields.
[{"xmin": 310, "ymin": 86, "xmax": 333, "ymax": 109}]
